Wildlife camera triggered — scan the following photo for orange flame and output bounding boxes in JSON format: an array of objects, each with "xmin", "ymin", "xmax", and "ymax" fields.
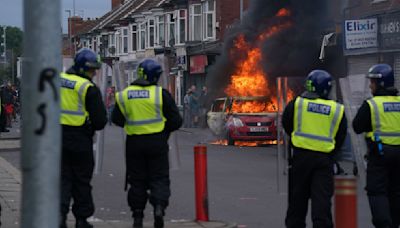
[
  {"xmin": 225, "ymin": 10, "xmax": 293, "ymax": 113},
  {"xmin": 276, "ymin": 8, "xmax": 291, "ymax": 17}
]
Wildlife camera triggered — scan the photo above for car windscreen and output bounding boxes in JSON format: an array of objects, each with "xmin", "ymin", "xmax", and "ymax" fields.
[
  {"xmin": 229, "ymin": 99, "xmax": 277, "ymax": 113},
  {"xmin": 211, "ymin": 100, "xmax": 225, "ymax": 112}
]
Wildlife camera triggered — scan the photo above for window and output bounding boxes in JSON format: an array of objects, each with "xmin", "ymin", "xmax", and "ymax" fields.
[
  {"xmin": 148, "ymin": 19, "xmax": 155, "ymax": 48},
  {"xmin": 190, "ymin": 4, "xmax": 202, "ymax": 41},
  {"xmin": 157, "ymin": 15, "xmax": 165, "ymax": 46},
  {"xmin": 167, "ymin": 13, "xmax": 176, "ymax": 46},
  {"xmin": 177, "ymin": 10, "xmax": 187, "ymax": 44},
  {"xmin": 109, "ymin": 33, "xmax": 116, "ymax": 56},
  {"xmin": 93, "ymin": 37, "xmax": 97, "ymax": 52},
  {"xmin": 122, "ymin": 28, "xmax": 128, "ymax": 54},
  {"xmin": 139, "ymin": 22, "xmax": 146, "ymax": 50},
  {"xmin": 117, "ymin": 30, "xmax": 122, "ymax": 54},
  {"xmin": 131, "ymin": 24, "xmax": 137, "ymax": 51},
  {"xmin": 202, "ymin": 0, "xmax": 215, "ymax": 40}
]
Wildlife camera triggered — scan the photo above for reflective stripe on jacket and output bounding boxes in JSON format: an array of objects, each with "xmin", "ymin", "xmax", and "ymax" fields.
[
  {"xmin": 60, "ymin": 73, "xmax": 93, "ymax": 126},
  {"xmin": 292, "ymin": 97, "xmax": 344, "ymax": 153},
  {"xmin": 115, "ymin": 85, "xmax": 166, "ymax": 135},
  {"xmin": 366, "ymin": 96, "xmax": 400, "ymax": 145}
]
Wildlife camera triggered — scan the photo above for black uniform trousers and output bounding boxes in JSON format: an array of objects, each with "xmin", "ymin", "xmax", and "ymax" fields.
[
  {"xmin": 126, "ymin": 132, "xmax": 170, "ymax": 211},
  {"xmin": 60, "ymin": 146, "xmax": 95, "ymax": 219},
  {"xmin": 366, "ymin": 145, "xmax": 400, "ymax": 228},
  {"xmin": 285, "ymin": 150, "xmax": 334, "ymax": 228}
]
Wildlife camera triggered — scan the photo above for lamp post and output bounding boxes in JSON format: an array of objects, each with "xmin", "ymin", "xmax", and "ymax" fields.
[
  {"xmin": 65, "ymin": 10, "xmax": 72, "ymax": 56},
  {"xmin": 1, "ymin": 26, "xmax": 6, "ymax": 60}
]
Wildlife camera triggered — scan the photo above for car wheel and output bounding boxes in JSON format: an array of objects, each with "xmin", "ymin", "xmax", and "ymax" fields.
[{"xmin": 227, "ymin": 132, "xmax": 234, "ymax": 146}]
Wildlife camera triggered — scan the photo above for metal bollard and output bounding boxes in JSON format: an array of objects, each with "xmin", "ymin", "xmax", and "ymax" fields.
[
  {"xmin": 194, "ymin": 144, "xmax": 209, "ymax": 221},
  {"xmin": 334, "ymin": 176, "xmax": 357, "ymax": 228}
]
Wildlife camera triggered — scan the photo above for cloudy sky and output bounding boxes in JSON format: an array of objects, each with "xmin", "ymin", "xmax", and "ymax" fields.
[{"xmin": 0, "ymin": 0, "xmax": 110, "ymax": 33}]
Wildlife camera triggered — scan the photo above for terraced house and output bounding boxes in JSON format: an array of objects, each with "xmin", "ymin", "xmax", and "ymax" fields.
[{"xmin": 66, "ymin": 0, "xmax": 249, "ymax": 106}]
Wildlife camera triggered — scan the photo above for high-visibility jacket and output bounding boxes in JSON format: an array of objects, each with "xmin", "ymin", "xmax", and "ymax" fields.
[
  {"xmin": 60, "ymin": 73, "xmax": 93, "ymax": 126},
  {"xmin": 115, "ymin": 85, "xmax": 166, "ymax": 135},
  {"xmin": 366, "ymin": 96, "xmax": 400, "ymax": 145},
  {"xmin": 292, "ymin": 97, "xmax": 344, "ymax": 153}
]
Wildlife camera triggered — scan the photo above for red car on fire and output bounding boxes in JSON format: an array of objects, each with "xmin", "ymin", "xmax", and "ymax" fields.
[{"xmin": 207, "ymin": 96, "xmax": 277, "ymax": 146}]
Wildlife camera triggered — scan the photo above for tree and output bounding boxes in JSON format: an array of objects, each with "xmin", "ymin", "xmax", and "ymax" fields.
[{"xmin": 0, "ymin": 26, "xmax": 23, "ymax": 84}]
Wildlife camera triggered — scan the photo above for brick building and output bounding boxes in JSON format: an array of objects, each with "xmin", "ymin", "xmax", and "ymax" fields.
[{"xmin": 343, "ymin": 0, "xmax": 400, "ymax": 89}]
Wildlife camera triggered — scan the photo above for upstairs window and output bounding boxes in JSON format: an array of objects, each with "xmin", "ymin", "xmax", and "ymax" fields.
[
  {"xmin": 166, "ymin": 13, "xmax": 176, "ymax": 47},
  {"xmin": 202, "ymin": 0, "xmax": 215, "ymax": 40},
  {"xmin": 190, "ymin": 4, "xmax": 202, "ymax": 41},
  {"xmin": 131, "ymin": 24, "xmax": 137, "ymax": 51},
  {"xmin": 93, "ymin": 37, "xmax": 97, "ymax": 52},
  {"xmin": 177, "ymin": 10, "xmax": 187, "ymax": 44},
  {"xmin": 157, "ymin": 15, "xmax": 165, "ymax": 47},
  {"xmin": 139, "ymin": 22, "xmax": 146, "ymax": 50},
  {"xmin": 148, "ymin": 18, "xmax": 155, "ymax": 48},
  {"xmin": 122, "ymin": 28, "xmax": 128, "ymax": 54},
  {"xmin": 109, "ymin": 33, "xmax": 116, "ymax": 56}
]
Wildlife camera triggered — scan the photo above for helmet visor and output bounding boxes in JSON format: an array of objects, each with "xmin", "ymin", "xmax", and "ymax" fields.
[
  {"xmin": 366, "ymin": 73, "xmax": 382, "ymax": 79},
  {"xmin": 85, "ymin": 61, "xmax": 102, "ymax": 69}
]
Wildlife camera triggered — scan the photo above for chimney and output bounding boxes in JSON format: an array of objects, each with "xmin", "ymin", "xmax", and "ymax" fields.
[
  {"xmin": 112, "ymin": 0, "xmax": 124, "ymax": 10},
  {"xmin": 68, "ymin": 16, "xmax": 84, "ymax": 37}
]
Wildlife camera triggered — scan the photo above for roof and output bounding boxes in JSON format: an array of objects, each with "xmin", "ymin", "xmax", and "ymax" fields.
[{"xmin": 89, "ymin": 0, "xmax": 167, "ymax": 33}]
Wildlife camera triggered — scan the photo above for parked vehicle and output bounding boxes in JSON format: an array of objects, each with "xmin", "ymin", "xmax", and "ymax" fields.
[{"xmin": 207, "ymin": 96, "xmax": 277, "ymax": 145}]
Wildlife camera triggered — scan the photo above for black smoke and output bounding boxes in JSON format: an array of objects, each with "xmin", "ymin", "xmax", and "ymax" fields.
[{"xmin": 206, "ymin": 0, "xmax": 328, "ymax": 99}]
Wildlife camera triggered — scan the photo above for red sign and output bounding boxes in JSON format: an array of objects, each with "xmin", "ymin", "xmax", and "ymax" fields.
[{"xmin": 190, "ymin": 55, "xmax": 208, "ymax": 74}]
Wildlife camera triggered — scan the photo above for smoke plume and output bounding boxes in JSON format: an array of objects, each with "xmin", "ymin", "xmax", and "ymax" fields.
[{"xmin": 207, "ymin": 0, "xmax": 328, "ymax": 99}]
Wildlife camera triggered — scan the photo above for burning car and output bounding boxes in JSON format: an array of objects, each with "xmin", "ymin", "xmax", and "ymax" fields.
[{"xmin": 207, "ymin": 96, "xmax": 277, "ymax": 145}]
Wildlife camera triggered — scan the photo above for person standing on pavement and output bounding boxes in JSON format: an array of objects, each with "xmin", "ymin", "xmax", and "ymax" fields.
[
  {"xmin": 112, "ymin": 59, "xmax": 182, "ymax": 228},
  {"xmin": 183, "ymin": 89, "xmax": 192, "ymax": 128},
  {"xmin": 59, "ymin": 48, "xmax": 107, "ymax": 228},
  {"xmin": 282, "ymin": 70, "xmax": 347, "ymax": 228},
  {"xmin": 198, "ymin": 86, "xmax": 209, "ymax": 128},
  {"xmin": 353, "ymin": 64, "xmax": 400, "ymax": 228}
]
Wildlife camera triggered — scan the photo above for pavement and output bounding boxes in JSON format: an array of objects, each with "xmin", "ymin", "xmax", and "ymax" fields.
[{"xmin": 0, "ymin": 121, "xmax": 236, "ymax": 228}]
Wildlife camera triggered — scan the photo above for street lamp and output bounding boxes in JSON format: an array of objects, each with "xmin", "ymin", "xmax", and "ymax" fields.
[
  {"xmin": 65, "ymin": 10, "xmax": 72, "ymax": 56},
  {"xmin": 1, "ymin": 26, "xmax": 6, "ymax": 62}
]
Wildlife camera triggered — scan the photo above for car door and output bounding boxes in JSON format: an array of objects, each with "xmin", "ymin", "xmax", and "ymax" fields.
[{"xmin": 207, "ymin": 98, "xmax": 227, "ymax": 135}]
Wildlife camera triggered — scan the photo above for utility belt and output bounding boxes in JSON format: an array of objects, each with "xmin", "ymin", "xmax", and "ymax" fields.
[{"xmin": 367, "ymin": 135, "xmax": 400, "ymax": 156}]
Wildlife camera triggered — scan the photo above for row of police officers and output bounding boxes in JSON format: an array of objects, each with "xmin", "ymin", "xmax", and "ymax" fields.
[
  {"xmin": 283, "ymin": 64, "xmax": 400, "ymax": 228},
  {"xmin": 59, "ymin": 48, "xmax": 181, "ymax": 228},
  {"xmin": 59, "ymin": 47, "xmax": 399, "ymax": 228}
]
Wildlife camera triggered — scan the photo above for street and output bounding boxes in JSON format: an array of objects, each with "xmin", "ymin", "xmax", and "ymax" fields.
[{"xmin": 0, "ymin": 124, "xmax": 373, "ymax": 227}]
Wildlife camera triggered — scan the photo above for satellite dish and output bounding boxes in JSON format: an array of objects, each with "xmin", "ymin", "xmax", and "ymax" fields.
[{"xmin": 109, "ymin": 46, "xmax": 116, "ymax": 54}]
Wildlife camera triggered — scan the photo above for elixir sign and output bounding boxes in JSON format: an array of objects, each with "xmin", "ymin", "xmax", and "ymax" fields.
[{"xmin": 345, "ymin": 18, "xmax": 378, "ymax": 49}]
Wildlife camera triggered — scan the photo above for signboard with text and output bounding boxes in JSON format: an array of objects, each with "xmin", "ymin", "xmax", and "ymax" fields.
[
  {"xmin": 380, "ymin": 12, "xmax": 400, "ymax": 49},
  {"xmin": 344, "ymin": 18, "xmax": 378, "ymax": 50}
]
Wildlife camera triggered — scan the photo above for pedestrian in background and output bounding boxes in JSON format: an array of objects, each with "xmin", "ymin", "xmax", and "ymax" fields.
[
  {"xmin": 106, "ymin": 86, "xmax": 116, "ymax": 125},
  {"xmin": 183, "ymin": 89, "xmax": 192, "ymax": 128},
  {"xmin": 353, "ymin": 64, "xmax": 400, "ymax": 228},
  {"xmin": 189, "ymin": 85, "xmax": 199, "ymax": 127},
  {"xmin": 112, "ymin": 59, "xmax": 182, "ymax": 228},
  {"xmin": 0, "ymin": 85, "xmax": 8, "ymax": 133},
  {"xmin": 282, "ymin": 70, "xmax": 347, "ymax": 228},
  {"xmin": 59, "ymin": 48, "xmax": 107, "ymax": 228},
  {"xmin": 198, "ymin": 86, "xmax": 209, "ymax": 128}
]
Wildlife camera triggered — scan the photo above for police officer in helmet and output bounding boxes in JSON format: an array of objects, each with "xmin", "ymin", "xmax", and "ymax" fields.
[
  {"xmin": 282, "ymin": 70, "xmax": 347, "ymax": 228},
  {"xmin": 60, "ymin": 48, "xmax": 107, "ymax": 228},
  {"xmin": 112, "ymin": 59, "xmax": 182, "ymax": 228},
  {"xmin": 353, "ymin": 64, "xmax": 400, "ymax": 228}
]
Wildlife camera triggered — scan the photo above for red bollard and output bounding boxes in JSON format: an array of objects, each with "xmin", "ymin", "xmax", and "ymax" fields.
[
  {"xmin": 335, "ymin": 176, "xmax": 357, "ymax": 228},
  {"xmin": 194, "ymin": 144, "xmax": 209, "ymax": 221}
]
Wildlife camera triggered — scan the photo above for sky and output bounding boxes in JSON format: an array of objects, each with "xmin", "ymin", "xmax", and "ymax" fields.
[{"xmin": 0, "ymin": 0, "xmax": 110, "ymax": 33}]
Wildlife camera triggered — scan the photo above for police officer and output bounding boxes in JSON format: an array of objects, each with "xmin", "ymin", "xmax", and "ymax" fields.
[
  {"xmin": 282, "ymin": 70, "xmax": 347, "ymax": 228},
  {"xmin": 112, "ymin": 59, "xmax": 182, "ymax": 228},
  {"xmin": 60, "ymin": 48, "xmax": 107, "ymax": 228},
  {"xmin": 353, "ymin": 64, "xmax": 400, "ymax": 228}
]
